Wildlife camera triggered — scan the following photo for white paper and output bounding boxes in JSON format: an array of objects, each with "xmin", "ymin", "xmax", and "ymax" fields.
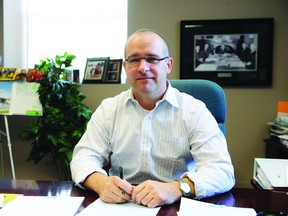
[
  {"xmin": 177, "ymin": 198, "xmax": 256, "ymax": 216},
  {"xmin": 77, "ymin": 198, "xmax": 160, "ymax": 216},
  {"xmin": 0, "ymin": 194, "xmax": 4, "ymax": 208},
  {"xmin": 0, "ymin": 196, "xmax": 84, "ymax": 216}
]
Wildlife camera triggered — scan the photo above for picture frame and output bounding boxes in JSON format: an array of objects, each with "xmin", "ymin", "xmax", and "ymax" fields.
[
  {"xmin": 105, "ymin": 59, "xmax": 122, "ymax": 83},
  {"xmin": 0, "ymin": 68, "xmax": 18, "ymax": 81},
  {"xmin": 83, "ymin": 57, "xmax": 109, "ymax": 83},
  {"xmin": 15, "ymin": 68, "xmax": 28, "ymax": 81},
  {"xmin": 27, "ymin": 68, "xmax": 44, "ymax": 82},
  {"xmin": 180, "ymin": 18, "xmax": 274, "ymax": 87}
]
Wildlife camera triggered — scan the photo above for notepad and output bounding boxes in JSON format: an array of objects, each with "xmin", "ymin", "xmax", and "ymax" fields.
[{"xmin": 0, "ymin": 196, "xmax": 84, "ymax": 216}]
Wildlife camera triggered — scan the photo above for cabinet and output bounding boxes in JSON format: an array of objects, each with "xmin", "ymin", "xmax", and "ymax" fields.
[{"xmin": 264, "ymin": 138, "xmax": 288, "ymax": 159}]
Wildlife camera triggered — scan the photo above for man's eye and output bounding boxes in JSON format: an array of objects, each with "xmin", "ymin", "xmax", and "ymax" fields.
[
  {"xmin": 129, "ymin": 58, "xmax": 140, "ymax": 63},
  {"xmin": 146, "ymin": 58, "xmax": 158, "ymax": 63}
]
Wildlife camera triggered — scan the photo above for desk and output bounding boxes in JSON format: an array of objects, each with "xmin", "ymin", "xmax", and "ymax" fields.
[
  {"xmin": 195, "ymin": 53, "xmax": 246, "ymax": 71},
  {"xmin": 1, "ymin": 179, "xmax": 288, "ymax": 215}
]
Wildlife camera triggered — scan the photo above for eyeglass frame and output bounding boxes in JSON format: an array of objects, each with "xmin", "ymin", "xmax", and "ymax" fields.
[{"xmin": 124, "ymin": 56, "xmax": 169, "ymax": 67}]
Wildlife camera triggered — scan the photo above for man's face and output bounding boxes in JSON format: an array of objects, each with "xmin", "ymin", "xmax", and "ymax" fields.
[{"xmin": 123, "ymin": 32, "xmax": 173, "ymax": 97}]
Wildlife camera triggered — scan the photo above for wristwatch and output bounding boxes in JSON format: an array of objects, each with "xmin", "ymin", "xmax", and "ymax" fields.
[{"xmin": 176, "ymin": 179, "xmax": 191, "ymax": 198}]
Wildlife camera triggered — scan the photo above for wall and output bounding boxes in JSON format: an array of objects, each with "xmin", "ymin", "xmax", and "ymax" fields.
[{"xmin": 1, "ymin": 0, "xmax": 288, "ymax": 188}]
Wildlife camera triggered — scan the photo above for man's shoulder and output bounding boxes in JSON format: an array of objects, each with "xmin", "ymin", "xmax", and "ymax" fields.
[
  {"xmin": 101, "ymin": 89, "xmax": 130, "ymax": 106},
  {"xmin": 170, "ymin": 87, "xmax": 206, "ymax": 109}
]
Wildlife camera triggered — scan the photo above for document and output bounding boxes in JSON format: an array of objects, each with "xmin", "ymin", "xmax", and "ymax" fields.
[
  {"xmin": 177, "ymin": 198, "xmax": 256, "ymax": 216},
  {"xmin": 0, "ymin": 196, "xmax": 84, "ymax": 216},
  {"xmin": 77, "ymin": 198, "xmax": 160, "ymax": 216}
]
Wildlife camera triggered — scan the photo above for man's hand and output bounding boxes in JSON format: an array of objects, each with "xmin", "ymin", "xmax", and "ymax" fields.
[
  {"xmin": 131, "ymin": 180, "xmax": 182, "ymax": 208},
  {"xmin": 83, "ymin": 172, "xmax": 134, "ymax": 204}
]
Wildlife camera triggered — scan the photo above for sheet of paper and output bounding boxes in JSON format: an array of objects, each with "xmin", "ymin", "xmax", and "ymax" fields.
[
  {"xmin": 0, "ymin": 194, "xmax": 3, "ymax": 208},
  {"xmin": 77, "ymin": 198, "xmax": 160, "ymax": 216},
  {"xmin": 0, "ymin": 196, "xmax": 84, "ymax": 216},
  {"xmin": 177, "ymin": 198, "xmax": 257, "ymax": 216}
]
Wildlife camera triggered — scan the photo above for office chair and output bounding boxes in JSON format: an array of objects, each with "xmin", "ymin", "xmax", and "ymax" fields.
[{"xmin": 170, "ymin": 79, "xmax": 226, "ymax": 136}]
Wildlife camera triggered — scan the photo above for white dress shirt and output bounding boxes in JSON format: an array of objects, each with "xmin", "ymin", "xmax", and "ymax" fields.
[{"xmin": 70, "ymin": 81, "xmax": 235, "ymax": 199}]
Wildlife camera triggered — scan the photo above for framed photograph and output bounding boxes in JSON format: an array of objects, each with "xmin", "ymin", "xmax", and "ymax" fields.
[
  {"xmin": 180, "ymin": 18, "xmax": 274, "ymax": 87},
  {"xmin": 105, "ymin": 59, "xmax": 122, "ymax": 83},
  {"xmin": 83, "ymin": 57, "xmax": 109, "ymax": 83},
  {"xmin": 73, "ymin": 69, "xmax": 80, "ymax": 83},
  {"xmin": 27, "ymin": 68, "xmax": 44, "ymax": 82},
  {"xmin": 0, "ymin": 68, "xmax": 18, "ymax": 81},
  {"xmin": 15, "ymin": 68, "xmax": 28, "ymax": 81}
]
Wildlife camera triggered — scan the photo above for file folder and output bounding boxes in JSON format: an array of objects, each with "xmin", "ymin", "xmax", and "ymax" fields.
[{"xmin": 253, "ymin": 158, "xmax": 288, "ymax": 191}]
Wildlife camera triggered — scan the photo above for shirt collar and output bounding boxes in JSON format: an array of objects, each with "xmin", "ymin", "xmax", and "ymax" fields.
[
  {"xmin": 122, "ymin": 81, "xmax": 179, "ymax": 108},
  {"xmin": 162, "ymin": 81, "xmax": 179, "ymax": 108}
]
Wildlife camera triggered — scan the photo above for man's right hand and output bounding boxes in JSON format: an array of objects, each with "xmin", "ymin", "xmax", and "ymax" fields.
[{"xmin": 83, "ymin": 172, "xmax": 134, "ymax": 203}]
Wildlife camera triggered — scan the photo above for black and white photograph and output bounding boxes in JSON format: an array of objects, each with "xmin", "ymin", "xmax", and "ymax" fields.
[
  {"xmin": 180, "ymin": 18, "xmax": 274, "ymax": 86},
  {"xmin": 194, "ymin": 34, "xmax": 258, "ymax": 72}
]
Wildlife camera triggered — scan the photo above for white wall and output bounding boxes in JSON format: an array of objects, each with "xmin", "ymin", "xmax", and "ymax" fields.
[{"xmin": 3, "ymin": 0, "xmax": 27, "ymax": 68}]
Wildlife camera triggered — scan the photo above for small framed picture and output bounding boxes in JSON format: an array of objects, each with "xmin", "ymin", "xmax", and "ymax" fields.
[
  {"xmin": 27, "ymin": 68, "xmax": 44, "ymax": 82},
  {"xmin": 0, "ymin": 68, "xmax": 18, "ymax": 81},
  {"xmin": 15, "ymin": 68, "xmax": 28, "ymax": 81},
  {"xmin": 83, "ymin": 57, "xmax": 109, "ymax": 83},
  {"xmin": 105, "ymin": 59, "xmax": 122, "ymax": 83}
]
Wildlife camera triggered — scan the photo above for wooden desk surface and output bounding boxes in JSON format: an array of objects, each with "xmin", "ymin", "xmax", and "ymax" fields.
[{"xmin": 1, "ymin": 179, "xmax": 288, "ymax": 215}]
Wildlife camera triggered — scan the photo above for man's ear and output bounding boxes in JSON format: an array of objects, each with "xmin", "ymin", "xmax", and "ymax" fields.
[{"xmin": 166, "ymin": 57, "xmax": 174, "ymax": 74}]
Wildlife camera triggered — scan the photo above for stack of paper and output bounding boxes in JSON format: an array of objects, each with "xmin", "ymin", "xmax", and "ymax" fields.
[
  {"xmin": 0, "ymin": 196, "xmax": 84, "ymax": 216},
  {"xmin": 267, "ymin": 117, "xmax": 288, "ymax": 137},
  {"xmin": 177, "ymin": 198, "xmax": 256, "ymax": 216}
]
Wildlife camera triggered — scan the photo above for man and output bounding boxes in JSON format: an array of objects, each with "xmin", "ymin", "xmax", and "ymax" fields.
[{"xmin": 70, "ymin": 29, "xmax": 235, "ymax": 208}]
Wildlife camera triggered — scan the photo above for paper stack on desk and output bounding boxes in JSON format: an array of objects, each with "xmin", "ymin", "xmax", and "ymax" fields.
[{"xmin": 177, "ymin": 198, "xmax": 256, "ymax": 216}]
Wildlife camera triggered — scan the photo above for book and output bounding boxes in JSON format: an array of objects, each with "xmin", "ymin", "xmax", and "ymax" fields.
[{"xmin": 253, "ymin": 158, "xmax": 288, "ymax": 191}]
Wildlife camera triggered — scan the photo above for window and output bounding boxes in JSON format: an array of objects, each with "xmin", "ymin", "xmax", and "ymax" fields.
[{"xmin": 27, "ymin": 0, "xmax": 127, "ymax": 82}]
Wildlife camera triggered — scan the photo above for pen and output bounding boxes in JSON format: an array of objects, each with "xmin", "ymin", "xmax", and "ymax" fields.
[{"xmin": 119, "ymin": 167, "xmax": 126, "ymax": 194}]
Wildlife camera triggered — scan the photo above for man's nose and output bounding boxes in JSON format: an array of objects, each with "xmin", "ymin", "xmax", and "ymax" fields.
[{"xmin": 138, "ymin": 59, "xmax": 150, "ymax": 72}]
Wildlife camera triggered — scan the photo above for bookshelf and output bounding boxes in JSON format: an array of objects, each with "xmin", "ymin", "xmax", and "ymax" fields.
[{"xmin": 265, "ymin": 138, "xmax": 288, "ymax": 159}]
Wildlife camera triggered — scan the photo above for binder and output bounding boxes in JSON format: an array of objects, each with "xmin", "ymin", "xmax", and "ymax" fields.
[{"xmin": 253, "ymin": 158, "xmax": 288, "ymax": 191}]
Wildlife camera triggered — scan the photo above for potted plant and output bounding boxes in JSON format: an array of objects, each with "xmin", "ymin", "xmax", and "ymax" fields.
[{"xmin": 20, "ymin": 52, "xmax": 91, "ymax": 180}]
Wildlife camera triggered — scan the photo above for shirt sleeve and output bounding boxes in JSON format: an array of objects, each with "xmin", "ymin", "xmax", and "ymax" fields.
[
  {"xmin": 180, "ymin": 97, "xmax": 235, "ymax": 199},
  {"xmin": 70, "ymin": 102, "xmax": 113, "ymax": 186}
]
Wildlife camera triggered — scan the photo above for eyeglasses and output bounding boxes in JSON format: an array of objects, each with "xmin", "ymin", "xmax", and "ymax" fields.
[{"xmin": 125, "ymin": 56, "xmax": 169, "ymax": 67}]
